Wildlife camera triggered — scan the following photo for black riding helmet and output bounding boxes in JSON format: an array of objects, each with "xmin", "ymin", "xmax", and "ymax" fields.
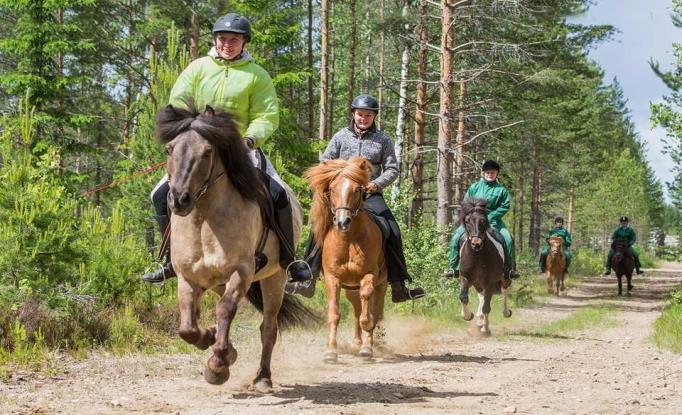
[
  {"xmin": 351, "ymin": 94, "xmax": 380, "ymax": 113},
  {"xmin": 620, "ymin": 215, "xmax": 629, "ymax": 223},
  {"xmin": 554, "ymin": 216, "xmax": 564, "ymax": 224},
  {"xmin": 481, "ymin": 160, "xmax": 500, "ymax": 171},
  {"xmin": 213, "ymin": 13, "xmax": 252, "ymax": 42}
]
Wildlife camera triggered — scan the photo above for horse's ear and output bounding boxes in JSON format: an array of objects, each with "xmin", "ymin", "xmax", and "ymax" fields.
[
  {"xmin": 204, "ymin": 105, "xmax": 215, "ymax": 117},
  {"xmin": 359, "ymin": 158, "xmax": 372, "ymax": 174}
]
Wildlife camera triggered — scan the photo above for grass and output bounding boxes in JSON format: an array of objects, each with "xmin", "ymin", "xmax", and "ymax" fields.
[
  {"xmin": 508, "ymin": 305, "xmax": 618, "ymax": 340},
  {"xmin": 652, "ymin": 288, "xmax": 682, "ymax": 354}
]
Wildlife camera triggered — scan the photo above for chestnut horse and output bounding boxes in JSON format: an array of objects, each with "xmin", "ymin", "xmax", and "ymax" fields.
[
  {"xmin": 458, "ymin": 199, "xmax": 512, "ymax": 335},
  {"xmin": 305, "ymin": 157, "xmax": 387, "ymax": 362},
  {"xmin": 545, "ymin": 235, "xmax": 566, "ymax": 296},
  {"xmin": 611, "ymin": 239, "xmax": 635, "ymax": 295},
  {"xmin": 158, "ymin": 105, "xmax": 316, "ymax": 392}
]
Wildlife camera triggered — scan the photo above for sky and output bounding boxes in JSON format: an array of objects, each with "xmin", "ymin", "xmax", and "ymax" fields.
[{"xmin": 572, "ymin": 0, "xmax": 680, "ymax": 201}]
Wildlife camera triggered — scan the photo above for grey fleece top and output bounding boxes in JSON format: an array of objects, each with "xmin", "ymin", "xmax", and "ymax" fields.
[{"xmin": 321, "ymin": 125, "xmax": 399, "ymax": 190}]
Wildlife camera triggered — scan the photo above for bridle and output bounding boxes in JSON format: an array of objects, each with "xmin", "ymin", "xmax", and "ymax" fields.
[
  {"xmin": 169, "ymin": 145, "xmax": 226, "ymax": 204},
  {"xmin": 464, "ymin": 207, "xmax": 488, "ymax": 252},
  {"xmin": 328, "ymin": 186, "xmax": 366, "ymax": 218}
]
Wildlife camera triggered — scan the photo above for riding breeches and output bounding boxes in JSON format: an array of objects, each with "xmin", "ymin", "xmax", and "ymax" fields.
[
  {"xmin": 448, "ymin": 223, "xmax": 515, "ymax": 270},
  {"xmin": 302, "ymin": 192, "xmax": 412, "ymax": 284}
]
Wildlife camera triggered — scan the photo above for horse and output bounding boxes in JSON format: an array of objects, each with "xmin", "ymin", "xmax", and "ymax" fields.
[
  {"xmin": 611, "ymin": 238, "xmax": 635, "ymax": 296},
  {"xmin": 158, "ymin": 105, "xmax": 316, "ymax": 392},
  {"xmin": 458, "ymin": 198, "xmax": 512, "ymax": 335},
  {"xmin": 546, "ymin": 235, "xmax": 566, "ymax": 296},
  {"xmin": 305, "ymin": 157, "xmax": 388, "ymax": 362}
]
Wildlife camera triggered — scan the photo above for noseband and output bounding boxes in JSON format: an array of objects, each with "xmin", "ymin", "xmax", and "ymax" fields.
[
  {"xmin": 169, "ymin": 146, "xmax": 225, "ymax": 203},
  {"xmin": 328, "ymin": 186, "xmax": 366, "ymax": 220}
]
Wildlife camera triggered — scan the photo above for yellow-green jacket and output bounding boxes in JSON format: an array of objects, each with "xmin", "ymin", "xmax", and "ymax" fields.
[{"xmin": 168, "ymin": 49, "xmax": 279, "ymax": 148}]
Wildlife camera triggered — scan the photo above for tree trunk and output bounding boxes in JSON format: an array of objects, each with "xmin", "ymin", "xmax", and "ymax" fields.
[
  {"xmin": 307, "ymin": 0, "xmax": 314, "ymax": 138},
  {"xmin": 410, "ymin": 0, "xmax": 428, "ymax": 225},
  {"xmin": 436, "ymin": 0, "xmax": 456, "ymax": 228},
  {"xmin": 318, "ymin": 0, "xmax": 330, "ymax": 141},
  {"xmin": 393, "ymin": 2, "xmax": 410, "ymax": 197},
  {"xmin": 347, "ymin": 0, "xmax": 357, "ymax": 113},
  {"xmin": 377, "ymin": 0, "xmax": 385, "ymax": 129},
  {"xmin": 567, "ymin": 187, "xmax": 575, "ymax": 234},
  {"xmin": 189, "ymin": 11, "xmax": 199, "ymax": 61},
  {"xmin": 363, "ymin": 9, "xmax": 371, "ymax": 92},
  {"xmin": 517, "ymin": 160, "xmax": 525, "ymax": 252},
  {"xmin": 529, "ymin": 162, "xmax": 542, "ymax": 255}
]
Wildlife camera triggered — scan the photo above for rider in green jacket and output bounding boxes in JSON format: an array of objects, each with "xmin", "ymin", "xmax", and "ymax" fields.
[
  {"xmin": 604, "ymin": 216, "xmax": 643, "ymax": 275},
  {"xmin": 142, "ymin": 13, "xmax": 309, "ymax": 284},
  {"xmin": 443, "ymin": 160, "xmax": 519, "ymax": 280},
  {"xmin": 539, "ymin": 216, "xmax": 572, "ymax": 273}
]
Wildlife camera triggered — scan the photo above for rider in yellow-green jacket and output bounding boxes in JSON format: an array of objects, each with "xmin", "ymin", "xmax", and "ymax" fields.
[
  {"xmin": 443, "ymin": 160, "xmax": 519, "ymax": 280},
  {"xmin": 604, "ymin": 216, "xmax": 643, "ymax": 275},
  {"xmin": 142, "ymin": 13, "xmax": 310, "ymax": 284}
]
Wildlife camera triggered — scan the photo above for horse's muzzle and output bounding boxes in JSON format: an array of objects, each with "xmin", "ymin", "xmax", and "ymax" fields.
[
  {"xmin": 169, "ymin": 189, "xmax": 194, "ymax": 216},
  {"xmin": 470, "ymin": 236, "xmax": 483, "ymax": 252},
  {"xmin": 332, "ymin": 214, "xmax": 351, "ymax": 232}
]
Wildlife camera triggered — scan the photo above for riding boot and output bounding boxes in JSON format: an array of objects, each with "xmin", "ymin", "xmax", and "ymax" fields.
[
  {"xmin": 539, "ymin": 254, "xmax": 547, "ymax": 273},
  {"xmin": 390, "ymin": 280, "xmax": 426, "ymax": 303},
  {"xmin": 142, "ymin": 215, "xmax": 177, "ymax": 283},
  {"xmin": 634, "ymin": 257, "xmax": 644, "ymax": 274},
  {"xmin": 385, "ymin": 237, "xmax": 426, "ymax": 302},
  {"xmin": 285, "ymin": 234, "xmax": 321, "ymax": 298},
  {"xmin": 503, "ymin": 248, "xmax": 520, "ymax": 279},
  {"xmin": 443, "ymin": 268, "xmax": 460, "ymax": 279}
]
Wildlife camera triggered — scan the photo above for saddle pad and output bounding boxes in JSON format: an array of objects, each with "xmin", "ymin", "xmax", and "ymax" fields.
[{"xmin": 365, "ymin": 210, "xmax": 391, "ymax": 241}]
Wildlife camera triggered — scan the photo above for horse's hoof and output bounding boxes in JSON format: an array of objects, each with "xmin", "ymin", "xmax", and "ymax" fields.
[
  {"xmin": 359, "ymin": 346, "xmax": 373, "ymax": 360},
  {"xmin": 253, "ymin": 378, "xmax": 274, "ymax": 394},
  {"xmin": 323, "ymin": 351, "xmax": 338, "ymax": 363},
  {"xmin": 503, "ymin": 309, "xmax": 512, "ymax": 318},
  {"xmin": 480, "ymin": 327, "xmax": 491, "ymax": 336},
  {"xmin": 203, "ymin": 366, "xmax": 230, "ymax": 385},
  {"xmin": 476, "ymin": 317, "xmax": 485, "ymax": 328},
  {"xmin": 628, "ymin": 285, "xmax": 634, "ymax": 291},
  {"xmin": 462, "ymin": 311, "xmax": 474, "ymax": 321},
  {"xmin": 617, "ymin": 291, "xmax": 623, "ymax": 296},
  {"xmin": 227, "ymin": 344, "xmax": 238, "ymax": 366}
]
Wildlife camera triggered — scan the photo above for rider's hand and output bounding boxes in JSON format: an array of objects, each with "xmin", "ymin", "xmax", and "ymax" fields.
[
  {"xmin": 365, "ymin": 182, "xmax": 379, "ymax": 194},
  {"xmin": 245, "ymin": 136, "xmax": 256, "ymax": 149}
]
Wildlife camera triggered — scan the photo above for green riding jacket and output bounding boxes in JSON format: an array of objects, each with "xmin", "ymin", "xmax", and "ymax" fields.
[
  {"xmin": 546, "ymin": 227, "xmax": 572, "ymax": 249},
  {"xmin": 465, "ymin": 179, "xmax": 511, "ymax": 228},
  {"xmin": 611, "ymin": 226, "xmax": 636, "ymax": 246},
  {"xmin": 168, "ymin": 50, "xmax": 279, "ymax": 148}
]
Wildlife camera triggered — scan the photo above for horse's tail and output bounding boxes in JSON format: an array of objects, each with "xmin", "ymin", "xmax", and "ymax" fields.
[{"xmin": 246, "ymin": 281, "xmax": 323, "ymax": 330}]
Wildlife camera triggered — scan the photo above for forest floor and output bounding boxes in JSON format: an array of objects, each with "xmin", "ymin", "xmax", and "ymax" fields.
[{"xmin": 1, "ymin": 263, "xmax": 681, "ymax": 415}]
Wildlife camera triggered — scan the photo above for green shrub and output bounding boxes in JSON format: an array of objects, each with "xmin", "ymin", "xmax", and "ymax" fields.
[
  {"xmin": 653, "ymin": 301, "xmax": 682, "ymax": 354},
  {"xmin": 107, "ymin": 305, "xmax": 147, "ymax": 351}
]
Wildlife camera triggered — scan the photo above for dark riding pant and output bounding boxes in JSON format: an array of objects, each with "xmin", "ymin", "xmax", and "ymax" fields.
[{"xmin": 301, "ymin": 192, "xmax": 411, "ymax": 284}]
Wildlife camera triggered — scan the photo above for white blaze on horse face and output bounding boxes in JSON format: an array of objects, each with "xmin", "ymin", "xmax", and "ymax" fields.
[{"xmin": 333, "ymin": 178, "xmax": 355, "ymax": 231}]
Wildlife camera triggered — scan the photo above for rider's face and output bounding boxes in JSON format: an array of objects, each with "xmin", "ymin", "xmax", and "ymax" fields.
[
  {"xmin": 353, "ymin": 109, "xmax": 376, "ymax": 130},
  {"xmin": 483, "ymin": 169, "xmax": 498, "ymax": 182},
  {"xmin": 214, "ymin": 32, "xmax": 246, "ymax": 60}
]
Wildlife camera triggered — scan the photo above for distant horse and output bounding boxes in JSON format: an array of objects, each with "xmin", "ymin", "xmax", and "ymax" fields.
[
  {"xmin": 546, "ymin": 235, "xmax": 566, "ymax": 296},
  {"xmin": 158, "ymin": 105, "xmax": 316, "ymax": 392},
  {"xmin": 458, "ymin": 199, "xmax": 512, "ymax": 335},
  {"xmin": 611, "ymin": 239, "xmax": 635, "ymax": 295},
  {"xmin": 305, "ymin": 157, "xmax": 388, "ymax": 362}
]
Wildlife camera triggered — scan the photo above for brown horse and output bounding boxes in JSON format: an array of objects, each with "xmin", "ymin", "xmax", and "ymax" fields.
[
  {"xmin": 305, "ymin": 157, "xmax": 388, "ymax": 362},
  {"xmin": 611, "ymin": 239, "xmax": 635, "ymax": 295},
  {"xmin": 458, "ymin": 199, "xmax": 512, "ymax": 335},
  {"xmin": 546, "ymin": 235, "xmax": 566, "ymax": 296},
  {"xmin": 158, "ymin": 105, "xmax": 315, "ymax": 392}
]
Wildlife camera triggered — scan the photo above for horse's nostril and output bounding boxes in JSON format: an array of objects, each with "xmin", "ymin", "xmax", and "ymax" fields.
[
  {"xmin": 179, "ymin": 192, "xmax": 191, "ymax": 206},
  {"xmin": 342, "ymin": 217, "xmax": 351, "ymax": 227}
]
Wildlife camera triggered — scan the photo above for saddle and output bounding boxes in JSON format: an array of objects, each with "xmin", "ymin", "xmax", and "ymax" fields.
[
  {"xmin": 365, "ymin": 210, "xmax": 391, "ymax": 241},
  {"xmin": 458, "ymin": 228, "xmax": 505, "ymax": 264}
]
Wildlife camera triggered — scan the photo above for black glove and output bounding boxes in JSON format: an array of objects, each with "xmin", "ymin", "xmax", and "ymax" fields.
[{"xmin": 245, "ymin": 136, "xmax": 255, "ymax": 149}]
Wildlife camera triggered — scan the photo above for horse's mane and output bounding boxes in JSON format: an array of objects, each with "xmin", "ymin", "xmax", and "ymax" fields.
[
  {"xmin": 304, "ymin": 157, "xmax": 372, "ymax": 241},
  {"xmin": 156, "ymin": 105, "xmax": 271, "ymax": 210},
  {"xmin": 459, "ymin": 198, "xmax": 488, "ymax": 224}
]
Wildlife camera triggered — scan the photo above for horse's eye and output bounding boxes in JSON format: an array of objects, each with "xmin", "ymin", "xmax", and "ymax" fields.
[
  {"xmin": 202, "ymin": 149, "xmax": 212, "ymax": 158},
  {"xmin": 165, "ymin": 145, "xmax": 173, "ymax": 155}
]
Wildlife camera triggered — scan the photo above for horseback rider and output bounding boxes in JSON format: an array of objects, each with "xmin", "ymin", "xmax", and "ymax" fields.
[
  {"xmin": 538, "ymin": 216, "xmax": 572, "ymax": 274},
  {"xmin": 142, "ymin": 13, "xmax": 310, "ymax": 284},
  {"xmin": 443, "ymin": 160, "xmax": 520, "ymax": 280},
  {"xmin": 285, "ymin": 94, "xmax": 426, "ymax": 303},
  {"xmin": 604, "ymin": 216, "xmax": 643, "ymax": 275}
]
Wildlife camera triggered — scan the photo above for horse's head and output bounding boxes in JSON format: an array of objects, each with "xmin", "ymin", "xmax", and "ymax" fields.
[
  {"xmin": 157, "ymin": 105, "xmax": 258, "ymax": 216},
  {"xmin": 459, "ymin": 198, "xmax": 489, "ymax": 252},
  {"xmin": 549, "ymin": 236, "xmax": 563, "ymax": 257},
  {"xmin": 612, "ymin": 239, "xmax": 628, "ymax": 262},
  {"xmin": 305, "ymin": 157, "xmax": 371, "ymax": 234}
]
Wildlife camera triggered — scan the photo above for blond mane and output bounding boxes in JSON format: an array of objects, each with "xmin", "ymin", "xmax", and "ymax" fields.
[{"xmin": 304, "ymin": 157, "xmax": 372, "ymax": 241}]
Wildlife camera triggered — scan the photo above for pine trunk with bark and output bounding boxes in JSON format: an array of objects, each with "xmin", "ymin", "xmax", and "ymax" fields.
[
  {"xmin": 318, "ymin": 0, "xmax": 329, "ymax": 141},
  {"xmin": 410, "ymin": 0, "xmax": 428, "ymax": 224}
]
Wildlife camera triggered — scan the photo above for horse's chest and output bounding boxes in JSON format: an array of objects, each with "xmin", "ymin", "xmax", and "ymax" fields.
[{"xmin": 323, "ymin": 244, "xmax": 373, "ymax": 278}]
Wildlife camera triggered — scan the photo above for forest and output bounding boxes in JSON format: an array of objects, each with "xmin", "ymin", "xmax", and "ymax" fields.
[{"xmin": 1, "ymin": 0, "xmax": 681, "ymax": 355}]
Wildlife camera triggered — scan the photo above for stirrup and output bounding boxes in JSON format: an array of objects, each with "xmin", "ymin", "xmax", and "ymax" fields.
[
  {"xmin": 285, "ymin": 259, "xmax": 313, "ymax": 282},
  {"xmin": 142, "ymin": 262, "xmax": 173, "ymax": 285}
]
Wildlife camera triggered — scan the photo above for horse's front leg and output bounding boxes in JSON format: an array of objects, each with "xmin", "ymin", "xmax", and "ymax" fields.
[
  {"xmin": 252, "ymin": 270, "xmax": 286, "ymax": 393},
  {"xmin": 177, "ymin": 276, "xmax": 215, "ymax": 350},
  {"xmin": 617, "ymin": 273, "xmax": 623, "ymax": 296},
  {"xmin": 204, "ymin": 266, "xmax": 250, "ymax": 385},
  {"xmin": 480, "ymin": 290, "xmax": 493, "ymax": 335},
  {"xmin": 343, "ymin": 288, "xmax": 363, "ymax": 348},
  {"xmin": 501, "ymin": 283, "xmax": 512, "ymax": 318},
  {"xmin": 324, "ymin": 275, "xmax": 341, "ymax": 363},
  {"xmin": 546, "ymin": 270, "xmax": 554, "ymax": 295},
  {"xmin": 358, "ymin": 273, "xmax": 376, "ymax": 360},
  {"xmin": 460, "ymin": 278, "xmax": 474, "ymax": 321},
  {"xmin": 476, "ymin": 291, "xmax": 485, "ymax": 328}
]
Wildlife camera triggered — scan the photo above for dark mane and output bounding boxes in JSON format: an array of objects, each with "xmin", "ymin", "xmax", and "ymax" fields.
[
  {"xmin": 156, "ymin": 105, "xmax": 271, "ymax": 208},
  {"xmin": 459, "ymin": 198, "xmax": 488, "ymax": 223}
]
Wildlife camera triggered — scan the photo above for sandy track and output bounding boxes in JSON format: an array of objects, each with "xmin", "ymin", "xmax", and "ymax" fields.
[{"xmin": 1, "ymin": 265, "xmax": 681, "ymax": 415}]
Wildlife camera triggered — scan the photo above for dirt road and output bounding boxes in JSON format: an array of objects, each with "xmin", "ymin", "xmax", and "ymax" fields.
[{"xmin": 2, "ymin": 265, "xmax": 681, "ymax": 415}]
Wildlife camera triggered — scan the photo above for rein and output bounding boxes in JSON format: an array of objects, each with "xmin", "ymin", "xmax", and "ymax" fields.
[{"xmin": 193, "ymin": 152, "xmax": 226, "ymax": 202}]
